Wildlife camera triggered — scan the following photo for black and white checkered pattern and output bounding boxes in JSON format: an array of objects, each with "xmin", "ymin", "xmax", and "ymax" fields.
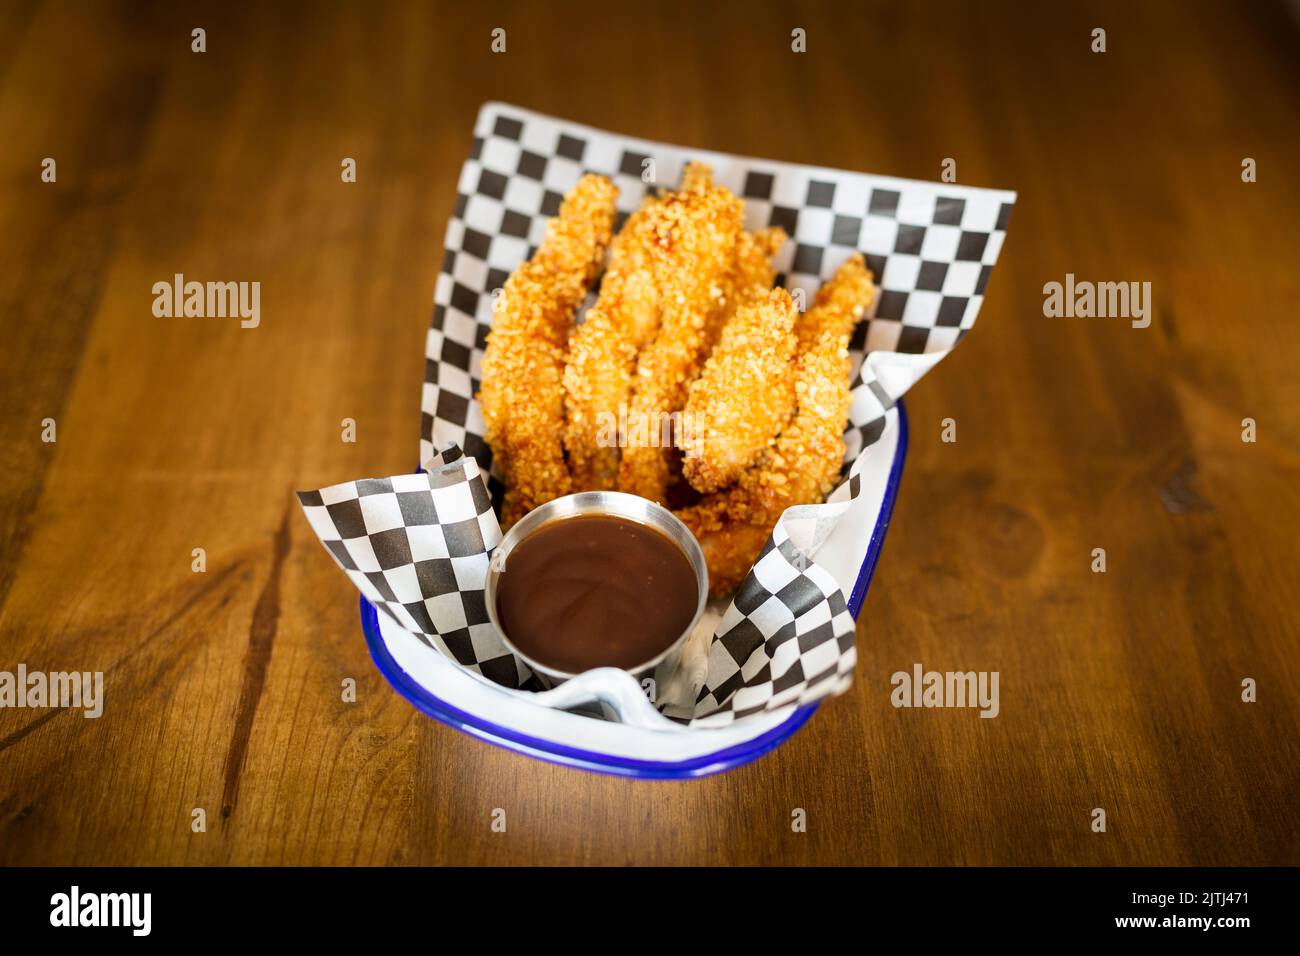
[
  {"xmin": 302, "ymin": 102, "xmax": 1014, "ymax": 726},
  {"xmin": 690, "ymin": 522, "xmax": 858, "ymax": 726},
  {"xmin": 297, "ymin": 454, "xmax": 536, "ymax": 689}
]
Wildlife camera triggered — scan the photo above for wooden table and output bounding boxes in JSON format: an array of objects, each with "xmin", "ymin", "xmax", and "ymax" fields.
[{"xmin": 1, "ymin": 0, "xmax": 1296, "ymax": 866}]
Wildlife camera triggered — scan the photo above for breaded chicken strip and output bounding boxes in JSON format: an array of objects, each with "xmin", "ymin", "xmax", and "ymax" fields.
[
  {"xmin": 618, "ymin": 164, "xmax": 743, "ymax": 502},
  {"xmin": 798, "ymin": 251, "xmax": 875, "ymax": 347},
  {"xmin": 708, "ymin": 225, "xmax": 786, "ymax": 343},
  {"xmin": 479, "ymin": 174, "xmax": 617, "ymax": 526},
  {"xmin": 562, "ymin": 198, "xmax": 660, "ymax": 490},
  {"xmin": 665, "ymin": 224, "xmax": 785, "ymax": 504},
  {"xmin": 682, "ymin": 287, "xmax": 798, "ymax": 494},
  {"xmin": 676, "ymin": 254, "xmax": 875, "ymax": 595}
]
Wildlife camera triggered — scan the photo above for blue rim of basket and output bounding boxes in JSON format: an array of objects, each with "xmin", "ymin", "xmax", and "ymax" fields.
[{"xmin": 360, "ymin": 400, "xmax": 908, "ymax": 778}]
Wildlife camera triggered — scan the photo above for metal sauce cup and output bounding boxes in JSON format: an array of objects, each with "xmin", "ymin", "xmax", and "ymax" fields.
[{"xmin": 485, "ymin": 491, "xmax": 708, "ymax": 690}]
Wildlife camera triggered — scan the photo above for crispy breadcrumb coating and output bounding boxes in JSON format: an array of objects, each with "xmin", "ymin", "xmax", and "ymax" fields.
[
  {"xmin": 679, "ymin": 161, "xmax": 714, "ymax": 194},
  {"xmin": 676, "ymin": 254, "xmax": 875, "ymax": 595},
  {"xmin": 708, "ymin": 225, "xmax": 786, "ymax": 342},
  {"xmin": 798, "ymin": 250, "xmax": 875, "ymax": 348},
  {"xmin": 682, "ymin": 287, "xmax": 798, "ymax": 494},
  {"xmin": 562, "ymin": 198, "xmax": 660, "ymax": 490},
  {"xmin": 618, "ymin": 164, "xmax": 743, "ymax": 503},
  {"xmin": 478, "ymin": 174, "xmax": 617, "ymax": 526},
  {"xmin": 665, "ymin": 225, "xmax": 784, "ymax": 504}
]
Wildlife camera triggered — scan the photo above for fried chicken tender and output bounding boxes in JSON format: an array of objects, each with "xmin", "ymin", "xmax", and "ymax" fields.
[
  {"xmin": 682, "ymin": 287, "xmax": 798, "ymax": 494},
  {"xmin": 708, "ymin": 225, "xmax": 786, "ymax": 342},
  {"xmin": 676, "ymin": 254, "xmax": 876, "ymax": 595},
  {"xmin": 618, "ymin": 164, "xmax": 743, "ymax": 503},
  {"xmin": 666, "ymin": 224, "xmax": 785, "ymax": 503},
  {"xmin": 479, "ymin": 174, "xmax": 617, "ymax": 526},
  {"xmin": 676, "ymin": 330, "xmax": 853, "ymax": 594},
  {"xmin": 798, "ymin": 250, "xmax": 875, "ymax": 347},
  {"xmin": 562, "ymin": 198, "xmax": 660, "ymax": 490}
]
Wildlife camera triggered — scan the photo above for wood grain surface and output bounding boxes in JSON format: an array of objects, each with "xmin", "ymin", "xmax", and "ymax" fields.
[{"xmin": 1, "ymin": 0, "xmax": 1297, "ymax": 866}]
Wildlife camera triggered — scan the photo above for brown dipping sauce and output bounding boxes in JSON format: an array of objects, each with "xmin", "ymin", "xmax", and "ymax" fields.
[{"xmin": 495, "ymin": 514, "xmax": 699, "ymax": 673}]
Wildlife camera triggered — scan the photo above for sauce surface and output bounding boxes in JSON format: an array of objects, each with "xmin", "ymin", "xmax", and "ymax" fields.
[{"xmin": 495, "ymin": 514, "xmax": 699, "ymax": 673}]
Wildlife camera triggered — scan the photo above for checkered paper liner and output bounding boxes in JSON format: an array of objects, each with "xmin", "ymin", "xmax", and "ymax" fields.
[{"xmin": 299, "ymin": 102, "xmax": 1015, "ymax": 728}]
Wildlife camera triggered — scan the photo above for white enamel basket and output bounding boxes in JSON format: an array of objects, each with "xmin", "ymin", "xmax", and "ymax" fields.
[{"xmin": 361, "ymin": 403, "xmax": 907, "ymax": 778}]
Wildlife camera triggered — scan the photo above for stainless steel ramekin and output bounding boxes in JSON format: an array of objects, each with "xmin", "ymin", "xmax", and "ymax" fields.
[{"xmin": 485, "ymin": 491, "xmax": 708, "ymax": 688}]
